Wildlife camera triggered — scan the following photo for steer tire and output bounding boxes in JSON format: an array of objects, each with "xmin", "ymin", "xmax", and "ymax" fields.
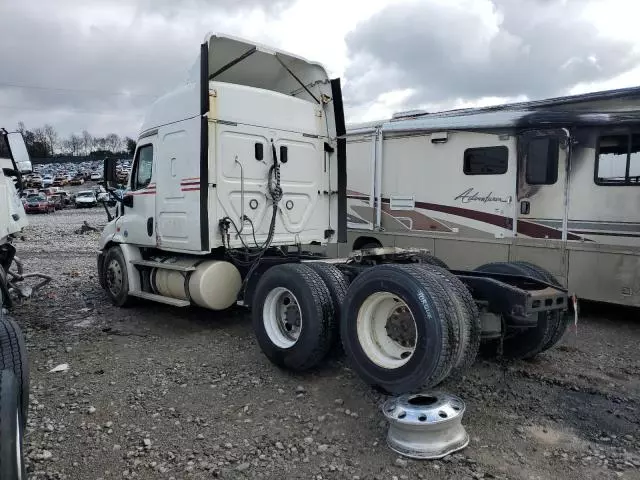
[
  {"xmin": 252, "ymin": 264, "xmax": 334, "ymax": 371},
  {"xmin": 415, "ymin": 265, "xmax": 481, "ymax": 373},
  {"xmin": 306, "ymin": 262, "xmax": 349, "ymax": 354},
  {"xmin": 0, "ymin": 315, "xmax": 29, "ymax": 428},
  {"xmin": 341, "ymin": 264, "xmax": 457, "ymax": 394},
  {"xmin": 0, "ymin": 370, "xmax": 26, "ymax": 480},
  {"xmin": 474, "ymin": 262, "xmax": 567, "ymax": 359},
  {"xmin": 102, "ymin": 247, "xmax": 134, "ymax": 307}
]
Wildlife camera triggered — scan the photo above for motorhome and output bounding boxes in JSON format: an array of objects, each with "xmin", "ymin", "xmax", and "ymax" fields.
[{"xmin": 344, "ymin": 87, "xmax": 640, "ymax": 307}]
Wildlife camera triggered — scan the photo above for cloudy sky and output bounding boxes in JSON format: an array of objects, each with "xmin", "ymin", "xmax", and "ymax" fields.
[{"xmin": 0, "ymin": 0, "xmax": 638, "ymax": 139}]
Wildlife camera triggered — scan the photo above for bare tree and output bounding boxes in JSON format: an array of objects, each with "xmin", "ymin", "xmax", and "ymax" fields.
[
  {"xmin": 43, "ymin": 124, "xmax": 58, "ymax": 155},
  {"xmin": 82, "ymin": 130, "xmax": 93, "ymax": 155},
  {"xmin": 17, "ymin": 121, "xmax": 26, "ymax": 135},
  {"xmin": 105, "ymin": 133, "xmax": 122, "ymax": 153},
  {"xmin": 93, "ymin": 136, "xmax": 107, "ymax": 152},
  {"xmin": 69, "ymin": 134, "xmax": 83, "ymax": 156}
]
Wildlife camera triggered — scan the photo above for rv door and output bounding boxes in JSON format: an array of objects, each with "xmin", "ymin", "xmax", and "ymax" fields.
[{"xmin": 516, "ymin": 129, "xmax": 571, "ymax": 242}]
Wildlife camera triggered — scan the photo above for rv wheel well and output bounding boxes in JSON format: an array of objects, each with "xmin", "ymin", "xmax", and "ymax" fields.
[{"xmin": 352, "ymin": 236, "xmax": 383, "ymax": 251}]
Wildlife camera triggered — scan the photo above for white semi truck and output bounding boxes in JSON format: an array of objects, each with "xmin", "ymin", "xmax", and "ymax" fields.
[
  {"xmin": 0, "ymin": 128, "xmax": 33, "ymax": 479},
  {"xmin": 98, "ymin": 34, "xmax": 570, "ymax": 395}
]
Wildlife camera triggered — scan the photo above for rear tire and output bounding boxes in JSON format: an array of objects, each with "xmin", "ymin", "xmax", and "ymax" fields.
[
  {"xmin": 0, "ymin": 370, "xmax": 26, "ymax": 480},
  {"xmin": 474, "ymin": 262, "xmax": 568, "ymax": 359},
  {"xmin": 0, "ymin": 315, "xmax": 29, "ymax": 427},
  {"xmin": 306, "ymin": 262, "xmax": 348, "ymax": 353},
  {"xmin": 252, "ymin": 264, "xmax": 334, "ymax": 371},
  {"xmin": 411, "ymin": 252, "xmax": 449, "ymax": 269},
  {"xmin": 415, "ymin": 265, "xmax": 481, "ymax": 373},
  {"xmin": 102, "ymin": 247, "xmax": 134, "ymax": 307},
  {"xmin": 341, "ymin": 264, "xmax": 457, "ymax": 394}
]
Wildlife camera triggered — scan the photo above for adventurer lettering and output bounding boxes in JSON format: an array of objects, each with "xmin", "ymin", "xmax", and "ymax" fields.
[{"xmin": 454, "ymin": 188, "xmax": 511, "ymax": 204}]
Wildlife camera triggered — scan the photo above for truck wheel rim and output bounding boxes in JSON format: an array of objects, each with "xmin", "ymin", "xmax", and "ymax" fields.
[
  {"xmin": 16, "ymin": 410, "xmax": 23, "ymax": 480},
  {"xmin": 106, "ymin": 259, "xmax": 123, "ymax": 296},
  {"xmin": 263, "ymin": 287, "xmax": 302, "ymax": 348},
  {"xmin": 357, "ymin": 292, "xmax": 417, "ymax": 369}
]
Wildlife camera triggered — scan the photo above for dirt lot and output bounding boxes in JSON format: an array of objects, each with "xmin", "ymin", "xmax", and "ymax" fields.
[{"xmin": 7, "ymin": 205, "xmax": 640, "ymax": 479}]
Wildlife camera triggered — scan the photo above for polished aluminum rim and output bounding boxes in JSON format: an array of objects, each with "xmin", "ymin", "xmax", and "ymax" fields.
[{"xmin": 383, "ymin": 392, "xmax": 469, "ymax": 459}]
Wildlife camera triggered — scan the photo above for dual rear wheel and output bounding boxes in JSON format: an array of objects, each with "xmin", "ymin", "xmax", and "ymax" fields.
[
  {"xmin": 252, "ymin": 262, "xmax": 482, "ymax": 394},
  {"xmin": 252, "ymin": 260, "xmax": 568, "ymax": 395}
]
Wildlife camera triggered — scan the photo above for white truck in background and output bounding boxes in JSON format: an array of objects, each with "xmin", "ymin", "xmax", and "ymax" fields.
[
  {"xmin": 0, "ymin": 129, "xmax": 30, "ymax": 248},
  {"xmin": 0, "ymin": 128, "xmax": 33, "ymax": 479},
  {"xmin": 98, "ymin": 33, "xmax": 569, "ymax": 396}
]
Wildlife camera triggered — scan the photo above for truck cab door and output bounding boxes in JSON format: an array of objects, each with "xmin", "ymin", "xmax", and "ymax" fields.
[{"xmin": 118, "ymin": 141, "xmax": 157, "ymax": 247}]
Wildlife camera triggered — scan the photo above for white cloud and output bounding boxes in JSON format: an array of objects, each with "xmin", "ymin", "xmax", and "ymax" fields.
[{"xmin": 0, "ymin": 0, "xmax": 639, "ymax": 140}]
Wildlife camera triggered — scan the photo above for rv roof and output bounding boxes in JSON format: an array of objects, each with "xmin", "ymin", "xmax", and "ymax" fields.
[
  {"xmin": 347, "ymin": 85, "xmax": 640, "ymax": 135},
  {"xmin": 392, "ymin": 85, "xmax": 640, "ymax": 121}
]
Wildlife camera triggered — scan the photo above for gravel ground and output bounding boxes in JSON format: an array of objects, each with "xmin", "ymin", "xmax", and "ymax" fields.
[{"xmin": 6, "ymin": 206, "xmax": 640, "ymax": 480}]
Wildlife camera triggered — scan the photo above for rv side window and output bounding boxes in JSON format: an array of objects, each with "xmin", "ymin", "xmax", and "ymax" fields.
[
  {"xmin": 132, "ymin": 144, "xmax": 153, "ymax": 190},
  {"xmin": 526, "ymin": 137, "xmax": 559, "ymax": 185},
  {"xmin": 463, "ymin": 146, "xmax": 508, "ymax": 175},
  {"xmin": 595, "ymin": 133, "xmax": 640, "ymax": 186}
]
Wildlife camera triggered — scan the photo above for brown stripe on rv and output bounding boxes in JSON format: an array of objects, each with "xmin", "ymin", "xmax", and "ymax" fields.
[{"xmin": 347, "ymin": 193, "xmax": 585, "ymax": 240}]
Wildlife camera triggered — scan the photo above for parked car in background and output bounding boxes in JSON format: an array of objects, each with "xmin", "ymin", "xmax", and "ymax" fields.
[
  {"xmin": 58, "ymin": 190, "xmax": 72, "ymax": 207},
  {"xmin": 52, "ymin": 175, "xmax": 67, "ymax": 187},
  {"xmin": 29, "ymin": 175, "xmax": 43, "ymax": 188},
  {"xmin": 24, "ymin": 193, "xmax": 54, "ymax": 214},
  {"xmin": 94, "ymin": 185, "xmax": 109, "ymax": 203},
  {"xmin": 90, "ymin": 172, "xmax": 102, "ymax": 181},
  {"xmin": 74, "ymin": 190, "xmax": 98, "ymax": 208},
  {"xmin": 69, "ymin": 174, "xmax": 85, "ymax": 186},
  {"xmin": 49, "ymin": 194, "xmax": 63, "ymax": 210}
]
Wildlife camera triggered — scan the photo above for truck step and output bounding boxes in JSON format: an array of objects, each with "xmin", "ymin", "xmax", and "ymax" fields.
[
  {"xmin": 128, "ymin": 291, "xmax": 191, "ymax": 307},
  {"xmin": 130, "ymin": 260, "xmax": 196, "ymax": 272}
]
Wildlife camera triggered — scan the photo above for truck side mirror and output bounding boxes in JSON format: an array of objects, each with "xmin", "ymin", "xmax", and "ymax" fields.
[
  {"xmin": 104, "ymin": 158, "xmax": 118, "ymax": 189},
  {"xmin": 122, "ymin": 194, "xmax": 134, "ymax": 208}
]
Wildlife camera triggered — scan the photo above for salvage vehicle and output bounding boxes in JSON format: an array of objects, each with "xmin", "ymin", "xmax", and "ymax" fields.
[
  {"xmin": 75, "ymin": 190, "xmax": 98, "ymax": 208},
  {"xmin": 49, "ymin": 194, "xmax": 64, "ymax": 210},
  {"xmin": 0, "ymin": 128, "xmax": 32, "ymax": 478},
  {"xmin": 69, "ymin": 174, "xmax": 85, "ymax": 186},
  {"xmin": 24, "ymin": 193, "xmax": 54, "ymax": 214},
  {"xmin": 345, "ymin": 88, "xmax": 640, "ymax": 307},
  {"xmin": 98, "ymin": 34, "xmax": 569, "ymax": 395}
]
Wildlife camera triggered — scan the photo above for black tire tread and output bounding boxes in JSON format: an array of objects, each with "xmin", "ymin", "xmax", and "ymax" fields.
[
  {"xmin": 306, "ymin": 262, "xmax": 348, "ymax": 345},
  {"xmin": 390, "ymin": 265, "xmax": 457, "ymax": 388},
  {"xmin": 253, "ymin": 263, "xmax": 334, "ymax": 371},
  {"xmin": 341, "ymin": 264, "xmax": 456, "ymax": 393},
  {"xmin": 0, "ymin": 317, "xmax": 28, "ymax": 426},
  {"xmin": 416, "ymin": 265, "xmax": 481, "ymax": 372},
  {"xmin": 103, "ymin": 246, "xmax": 134, "ymax": 307},
  {"xmin": 0, "ymin": 370, "xmax": 24, "ymax": 479},
  {"xmin": 412, "ymin": 252, "xmax": 449, "ymax": 269}
]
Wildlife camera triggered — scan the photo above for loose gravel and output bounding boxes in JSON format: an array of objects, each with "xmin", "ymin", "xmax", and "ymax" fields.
[{"xmin": 6, "ymin": 206, "xmax": 640, "ymax": 479}]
